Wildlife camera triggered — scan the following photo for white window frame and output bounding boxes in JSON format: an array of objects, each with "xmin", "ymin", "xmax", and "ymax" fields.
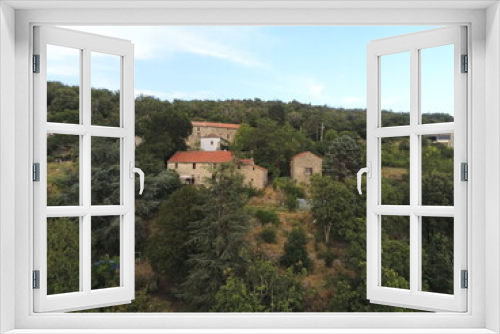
[
  {"xmin": 366, "ymin": 26, "xmax": 467, "ymax": 312},
  {"xmin": 33, "ymin": 26, "xmax": 136, "ymax": 313},
  {"xmin": 1, "ymin": 1, "xmax": 499, "ymax": 333}
]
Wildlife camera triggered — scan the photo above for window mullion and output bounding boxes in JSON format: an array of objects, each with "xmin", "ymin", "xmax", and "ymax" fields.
[
  {"xmin": 409, "ymin": 47, "xmax": 420, "ymax": 294},
  {"xmin": 82, "ymin": 47, "xmax": 92, "ymax": 294}
]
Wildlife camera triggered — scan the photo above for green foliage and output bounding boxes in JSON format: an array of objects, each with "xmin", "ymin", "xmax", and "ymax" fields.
[
  {"xmin": 318, "ymin": 250, "xmax": 336, "ymax": 268},
  {"xmin": 180, "ymin": 164, "xmax": 251, "ymax": 311},
  {"xmin": 259, "ymin": 227, "xmax": 277, "ymax": 244},
  {"xmin": 273, "ymin": 177, "xmax": 305, "ymax": 211},
  {"xmin": 212, "ymin": 260, "xmax": 305, "ymax": 312},
  {"xmin": 268, "ymin": 103, "xmax": 286, "ymax": 125},
  {"xmin": 280, "ymin": 227, "xmax": 313, "ymax": 274},
  {"xmin": 91, "ymin": 255, "xmax": 120, "ymax": 290},
  {"xmin": 47, "ymin": 218, "xmax": 79, "ymax": 295},
  {"xmin": 234, "ymin": 119, "xmax": 313, "ymax": 177},
  {"xmin": 310, "ymin": 175, "xmax": 356, "ymax": 245},
  {"xmin": 146, "ymin": 185, "xmax": 208, "ymax": 285},
  {"xmin": 253, "ymin": 209, "xmax": 280, "ymax": 226},
  {"xmin": 323, "ymin": 135, "xmax": 362, "ymax": 180}
]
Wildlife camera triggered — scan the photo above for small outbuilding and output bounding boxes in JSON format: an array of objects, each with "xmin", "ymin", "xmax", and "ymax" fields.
[{"xmin": 290, "ymin": 151, "xmax": 322, "ymax": 185}]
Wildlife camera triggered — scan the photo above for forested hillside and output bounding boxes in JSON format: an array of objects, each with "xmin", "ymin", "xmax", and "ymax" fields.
[{"xmin": 46, "ymin": 82, "xmax": 454, "ymax": 312}]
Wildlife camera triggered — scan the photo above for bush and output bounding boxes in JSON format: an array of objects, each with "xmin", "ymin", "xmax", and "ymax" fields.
[
  {"xmin": 280, "ymin": 227, "xmax": 313, "ymax": 274},
  {"xmin": 254, "ymin": 209, "xmax": 280, "ymax": 226},
  {"xmin": 260, "ymin": 228, "xmax": 277, "ymax": 243},
  {"xmin": 285, "ymin": 194, "xmax": 298, "ymax": 212},
  {"xmin": 319, "ymin": 250, "xmax": 336, "ymax": 268}
]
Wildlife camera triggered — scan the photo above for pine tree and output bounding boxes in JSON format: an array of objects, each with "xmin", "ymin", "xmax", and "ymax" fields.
[{"xmin": 180, "ymin": 163, "xmax": 251, "ymax": 311}]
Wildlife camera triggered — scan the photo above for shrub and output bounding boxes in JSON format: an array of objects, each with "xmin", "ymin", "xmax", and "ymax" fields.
[
  {"xmin": 319, "ymin": 250, "xmax": 336, "ymax": 268},
  {"xmin": 259, "ymin": 228, "xmax": 277, "ymax": 244},
  {"xmin": 254, "ymin": 209, "xmax": 280, "ymax": 226}
]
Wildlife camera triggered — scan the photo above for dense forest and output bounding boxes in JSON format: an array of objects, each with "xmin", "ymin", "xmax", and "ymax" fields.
[{"xmin": 46, "ymin": 81, "xmax": 454, "ymax": 312}]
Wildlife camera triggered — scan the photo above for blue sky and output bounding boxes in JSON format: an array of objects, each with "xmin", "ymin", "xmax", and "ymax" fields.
[{"xmin": 49, "ymin": 26, "xmax": 453, "ymax": 115}]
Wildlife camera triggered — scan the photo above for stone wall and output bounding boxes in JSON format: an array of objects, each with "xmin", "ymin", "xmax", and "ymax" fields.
[{"xmin": 290, "ymin": 152, "xmax": 322, "ymax": 185}]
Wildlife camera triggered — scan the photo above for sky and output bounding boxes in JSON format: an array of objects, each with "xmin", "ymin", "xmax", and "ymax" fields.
[{"xmin": 48, "ymin": 26, "xmax": 454, "ymax": 115}]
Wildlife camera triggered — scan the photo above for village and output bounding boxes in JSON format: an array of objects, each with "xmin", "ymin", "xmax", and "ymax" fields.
[{"xmin": 166, "ymin": 121, "xmax": 324, "ymax": 188}]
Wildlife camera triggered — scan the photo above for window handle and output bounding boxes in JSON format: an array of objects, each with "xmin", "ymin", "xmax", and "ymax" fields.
[
  {"xmin": 357, "ymin": 162, "xmax": 371, "ymax": 195},
  {"xmin": 129, "ymin": 162, "xmax": 145, "ymax": 195}
]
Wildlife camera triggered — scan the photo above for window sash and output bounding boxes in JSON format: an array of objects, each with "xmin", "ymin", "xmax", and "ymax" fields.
[
  {"xmin": 33, "ymin": 26, "xmax": 136, "ymax": 313},
  {"xmin": 366, "ymin": 26, "xmax": 468, "ymax": 312}
]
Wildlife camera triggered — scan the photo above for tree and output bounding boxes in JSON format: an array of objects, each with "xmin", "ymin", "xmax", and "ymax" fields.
[
  {"xmin": 47, "ymin": 217, "xmax": 79, "ymax": 295},
  {"xmin": 280, "ymin": 227, "xmax": 313, "ymax": 274},
  {"xmin": 323, "ymin": 135, "xmax": 362, "ymax": 180},
  {"xmin": 146, "ymin": 185, "xmax": 208, "ymax": 285},
  {"xmin": 268, "ymin": 103, "xmax": 286, "ymax": 125},
  {"xmin": 233, "ymin": 119, "xmax": 313, "ymax": 177},
  {"xmin": 180, "ymin": 164, "xmax": 251, "ymax": 311},
  {"xmin": 310, "ymin": 175, "xmax": 356, "ymax": 245},
  {"xmin": 211, "ymin": 260, "xmax": 305, "ymax": 312}
]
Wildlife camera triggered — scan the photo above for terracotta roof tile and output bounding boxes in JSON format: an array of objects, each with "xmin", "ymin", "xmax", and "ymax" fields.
[
  {"xmin": 192, "ymin": 121, "xmax": 241, "ymax": 129},
  {"xmin": 168, "ymin": 151, "xmax": 233, "ymax": 163}
]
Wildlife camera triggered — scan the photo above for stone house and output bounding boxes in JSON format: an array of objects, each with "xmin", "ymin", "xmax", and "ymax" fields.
[
  {"xmin": 187, "ymin": 121, "xmax": 240, "ymax": 149},
  {"xmin": 237, "ymin": 159, "xmax": 268, "ymax": 190},
  {"xmin": 167, "ymin": 151, "xmax": 268, "ymax": 189},
  {"xmin": 290, "ymin": 151, "xmax": 323, "ymax": 185}
]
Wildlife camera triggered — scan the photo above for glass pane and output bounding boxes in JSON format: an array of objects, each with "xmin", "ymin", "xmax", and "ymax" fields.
[
  {"xmin": 421, "ymin": 134, "xmax": 454, "ymax": 206},
  {"xmin": 381, "ymin": 137, "xmax": 410, "ymax": 205},
  {"xmin": 422, "ymin": 217, "xmax": 454, "ymax": 294},
  {"xmin": 47, "ymin": 217, "xmax": 80, "ymax": 295},
  {"xmin": 47, "ymin": 134, "xmax": 80, "ymax": 206},
  {"xmin": 91, "ymin": 137, "xmax": 120, "ymax": 205},
  {"xmin": 92, "ymin": 216, "xmax": 120, "ymax": 290},
  {"xmin": 421, "ymin": 45, "xmax": 454, "ymax": 124},
  {"xmin": 381, "ymin": 215, "xmax": 410, "ymax": 289},
  {"xmin": 47, "ymin": 45, "xmax": 80, "ymax": 124},
  {"xmin": 91, "ymin": 52, "xmax": 121, "ymax": 127},
  {"xmin": 381, "ymin": 52, "xmax": 410, "ymax": 127}
]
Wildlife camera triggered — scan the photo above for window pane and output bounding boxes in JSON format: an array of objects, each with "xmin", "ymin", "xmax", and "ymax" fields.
[
  {"xmin": 47, "ymin": 134, "xmax": 80, "ymax": 206},
  {"xmin": 421, "ymin": 45, "xmax": 454, "ymax": 124},
  {"xmin": 91, "ymin": 137, "xmax": 120, "ymax": 205},
  {"xmin": 381, "ymin": 137, "xmax": 410, "ymax": 205},
  {"xmin": 421, "ymin": 217, "xmax": 454, "ymax": 294},
  {"xmin": 92, "ymin": 216, "xmax": 120, "ymax": 290},
  {"xmin": 47, "ymin": 217, "xmax": 80, "ymax": 295},
  {"xmin": 421, "ymin": 134, "xmax": 454, "ymax": 206},
  {"xmin": 47, "ymin": 45, "xmax": 80, "ymax": 124},
  {"xmin": 381, "ymin": 215, "xmax": 410, "ymax": 289},
  {"xmin": 381, "ymin": 52, "xmax": 410, "ymax": 127},
  {"xmin": 91, "ymin": 52, "xmax": 121, "ymax": 127}
]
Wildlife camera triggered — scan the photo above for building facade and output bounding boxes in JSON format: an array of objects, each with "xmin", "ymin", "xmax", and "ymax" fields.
[
  {"xmin": 187, "ymin": 121, "xmax": 240, "ymax": 149},
  {"xmin": 237, "ymin": 159, "xmax": 268, "ymax": 189},
  {"xmin": 167, "ymin": 151, "xmax": 268, "ymax": 189},
  {"xmin": 200, "ymin": 135, "xmax": 228, "ymax": 151},
  {"xmin": 290, "ymin": 151, "xmax": 323, "ymax": 185}
]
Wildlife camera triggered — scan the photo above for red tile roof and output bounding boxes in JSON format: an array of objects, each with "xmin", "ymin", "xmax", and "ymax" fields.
[
  {"xmin": 168, "ymin": 151, "xmax": 233, "ymax": 163},
  {"xmin": 192, "ymin": 121, "xmax": 241, "ymax": 129},
  {"xmin": 292, "ymin": 151, "xmax": 322, "ymax": 160},
  {"xmin": 238, "ymin": 158, "xmax": 267, "ymax": 171}
]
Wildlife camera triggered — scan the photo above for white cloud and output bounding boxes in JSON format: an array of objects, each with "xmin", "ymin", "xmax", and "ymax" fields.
[
  {"xmin": 64, "ymin": 26, "xmax": 262, "ymax": 67},
  {"xmin": 308, "ymin": 83, "xmax": 325, "ymax": 97}
]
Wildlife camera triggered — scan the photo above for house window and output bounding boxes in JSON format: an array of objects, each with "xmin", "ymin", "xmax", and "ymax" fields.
[
  {"xmin": 193, "ymin": 163, "xmax": 197, "ymax": 169},
  {"xmin": 305, "ymin": 167, "xmax": 313, "ymax": 176},
  {"xmin": 175, "ymin": 163, "xmax": 178, "ymax": 169}
]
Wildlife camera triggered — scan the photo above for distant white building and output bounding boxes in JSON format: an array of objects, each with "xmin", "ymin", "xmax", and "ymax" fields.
[{"xmin": 200, "ymin": 134, "xmax": 228, "ymax": 151}]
